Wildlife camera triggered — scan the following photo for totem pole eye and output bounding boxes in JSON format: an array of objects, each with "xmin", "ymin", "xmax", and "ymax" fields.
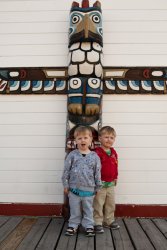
[
  {"xmin": 88, "ymin": 78, "xmax": 101, "ymax": 89},
  {"xmin": 69, "ymin": 78, "xmax": 82, "ymax": 89},
  {"xmin": 91, "ymin": 14, "xmax": 100, "ymax": 23},
  {"xmin": 72, "ymin": 15, "xmax": 81, "ymax": 24}
]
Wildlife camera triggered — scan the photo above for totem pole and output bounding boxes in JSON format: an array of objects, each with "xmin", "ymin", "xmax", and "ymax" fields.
[
  {"xmin": 66, "ymin": 0, "xmax": 103, "ymax": 149},
  {"xmin": 0, "ymin": 0, "xmax": 167, "ymax": 151}
]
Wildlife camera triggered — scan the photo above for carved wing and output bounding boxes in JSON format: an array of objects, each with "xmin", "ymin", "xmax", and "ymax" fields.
[
  {"xmin": 103, "ymin": 67, "xmax": 167, "ymax": 94},
  {"xmin": 0, "ymin": 67, "xmax": 68, "ymax": 94}
]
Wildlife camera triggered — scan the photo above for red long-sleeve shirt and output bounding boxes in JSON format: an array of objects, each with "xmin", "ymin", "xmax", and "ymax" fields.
[{"xmin": 95, "ymin": 147, "xmax": 118, "ymax": 182}]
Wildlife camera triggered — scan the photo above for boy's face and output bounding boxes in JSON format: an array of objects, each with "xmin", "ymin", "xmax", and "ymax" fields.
[
  {"xmin": 99, "ymin": 132, "xmax": 115, "ymax": 150},
  {"xmin": 75, "ymin": 132, "xmax": 92, "ymax": 152}
]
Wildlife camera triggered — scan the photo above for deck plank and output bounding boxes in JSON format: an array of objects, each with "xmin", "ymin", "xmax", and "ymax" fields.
[
  {"xmin": 16, "ymin": 217, "xmax": 51, "ymax": 250},
  {"xmin": 139, "ymin": 218, "xmax": 167, "ymax": 250},
  {"xmin": 152, "ymin": 218, "xmax": 167, "ymax": 238},
  {"xmin": 124, "ymin": 218, "xmax": 154, "ymax": 250},
  {"xmin": 56, "ymin": 222, "xmax": 77, "ymax": 250},
  {"xmin": 0, "ymin": 217, "xmax": 23, "ymax": 244},
  {"xmin": 0, "ymin": 216, "xmax": 166, "ymax": 250},
  {"xmin": 95, "ymin": 227, "xmax": 114, "ymax": 250},
  {"xmin": 0, "ymin": 217, "xmax": 9, "ymax": 228},
  {"xmin": 0, "ymin": 218, "xmax": 37, "ymax": 250},
  {"xmin": 36, "ymin": 218, "xmax": 64, "ymax": 250},
  {"xmin": 112, "ymin": 219, "xmax": 134, "ymax": 250},
  {"xmin": 75, "ymin": 228, "xmax": 94, "ymax": 250}
]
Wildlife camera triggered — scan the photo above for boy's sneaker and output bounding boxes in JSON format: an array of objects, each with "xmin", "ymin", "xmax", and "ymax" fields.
[
  {"xmin": 65, "ymin": 227, "xmax": 77, "ymax": 236},
  {"xmin": 94, "ymin": 225, "xmax": 104, "ymax": 234},
  {"xmin": 103, "ymin": 222, "xmax": 120, "ymax": 230},
  {"xmin": 86, "ymin": 228, "xmax": 95, "ymax": 237}
]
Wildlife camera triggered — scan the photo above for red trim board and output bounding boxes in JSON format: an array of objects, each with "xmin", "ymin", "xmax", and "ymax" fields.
[{"xmin": 0, "ymin": 203, "xmax": 167, "ymax": 217}]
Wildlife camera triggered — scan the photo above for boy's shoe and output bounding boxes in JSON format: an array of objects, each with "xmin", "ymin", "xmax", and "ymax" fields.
[
  {"xmin": 94, "ymin": 225, "xmax": 104, "ymax": 234},
  {"xmin": 86, "ymin": 228, "xmax": 95, "ymax": 237},
  {"xmin": 103, "ymin": 222, "xmax": 120, "ymax": 230},
  {"xmin": 65, "ymin": 227, "xmax": 77, "ymax": 236}
]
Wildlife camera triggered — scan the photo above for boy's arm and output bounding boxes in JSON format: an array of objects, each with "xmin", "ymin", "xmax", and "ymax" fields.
[
  {"xmin": 115, "ymin": 150, "xmax": 118, "ymax": 185},
  {"xmin": 62, "ymin": 153, "xmax": 73, "ymax": 192},
  {"xmin": 94, "ymin": 155, "xmax": 102, "ymax": 192}
]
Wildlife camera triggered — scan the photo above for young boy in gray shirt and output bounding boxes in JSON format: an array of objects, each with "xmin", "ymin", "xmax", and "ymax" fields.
[{"xmin": 62, "ymin": 126, "xmax": 101, "ymax": 237}]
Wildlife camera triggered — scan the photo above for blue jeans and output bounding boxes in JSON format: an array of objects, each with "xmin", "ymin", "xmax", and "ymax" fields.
[{"xmin": 68, "ymin": 191, "xmax": 94, "ymax": 229}]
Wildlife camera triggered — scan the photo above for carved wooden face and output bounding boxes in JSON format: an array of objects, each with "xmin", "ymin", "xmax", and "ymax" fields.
[
  {"xmin": 67, "ymin": 76, "xmax": 103, "ymax": 125},
  {"xmin": 68, "ymin": 76, "xmax": 102, "ymax": 107},
  {"xmin": 69, "ymin": 2, "xmax": 103, "ymax": 47}
]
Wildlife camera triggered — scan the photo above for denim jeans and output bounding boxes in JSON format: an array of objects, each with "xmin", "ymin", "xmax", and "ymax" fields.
[{"xmin": 68, "ymin": 191, "xmax": 94, "ymax": 229}]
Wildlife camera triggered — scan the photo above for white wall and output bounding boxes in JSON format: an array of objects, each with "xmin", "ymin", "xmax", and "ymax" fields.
[
  {"xmin": 0, "ymin": 0, "xmax": 167, "ymax": 204},
  {"xmin": 1, "ymin": 0, "xmax": 167, "ymax": 66}
]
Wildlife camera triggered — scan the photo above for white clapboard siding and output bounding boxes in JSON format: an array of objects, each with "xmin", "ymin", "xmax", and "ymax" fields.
[
  {"xmin": 0, "ymin": 100, "xmax": 66, "ymax": 113},
  {"xmin": 1, "ymin": 0, "xmax": 167, "ymax": 11},
  {"xmin": 119, "ymin": 159, "xmax": 167, "ymax": 171},
  {"xmin": 0, "ymin": 148, "xmax": 66, "ymax": 159},
  {"xmin": 0, "ymin": 34, "xmax": 68, "ymax": 45},
  {"xmin": 119, "ymin": 171, "xmax": 167, "ymax": 183},
  {"xmin": 2, "ymin": 32, "xmax": 167, "ymax": 45},
  {"xmin": 0, "ymin": 171, "xmax": 63, "ymax": 183},
  {"xmin": 2, "ymin": 10, "xmax": 167, "ymax": 23},
  {"xmin": 0, "ymin": 0, "xmax": 167, "ymax": 205},
  {"xmin": 102, "ymin": 94, "xmax": 167, "ymax": 204},
  {"xmin": 0, "ymin": 159, "xmax": 64, "ymax": 171},
  {"xmin": 0, "ymin": 183, "xmax": 64, "ymax": 203},
  {"xmin": 1, "ymin": 21, "xmax": 166, "ymax": 34},
  {"xmin": 0, "ymin": 124, "xmax": 66, "ymax": 135},
  {"xmin": 116, "ymin": 195, "xmax": 167, "ymax": 204},
  {"xmin": 1, "ymin": 0, "xmax": 167, "ymax": 66},
  {"xmin": 0, "ymin": 194, "xmax": 63, "ymax": 203},
  {"xmin": 0, "ymin": 183, "xmax": 63, "ymax": 194},
  {"xmin": 0, "ymin": 113, "xmax": 66, "ymax": 124},
  {"xmin": 1, "ymin": 43, "xmax": 167, "ymax": 56},
  {"xmin": 0, "ymin": 94, "xmax": 67, "ymax": 203},
  {"xmin": 0, "ymin": 136, "xmax": 66, "ymax": 148}
]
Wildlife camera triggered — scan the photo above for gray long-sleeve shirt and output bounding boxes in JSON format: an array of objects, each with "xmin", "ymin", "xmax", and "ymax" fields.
[{"xmin": 62, "ymin": 149, "xmax": 101, "ymax": 192}]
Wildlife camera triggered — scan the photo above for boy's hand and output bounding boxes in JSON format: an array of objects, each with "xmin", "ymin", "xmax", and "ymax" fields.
[
  {"xmin": 114, "ymin": 179, "xmax": 117, "ymax": 186},
  {"xmin": 64, "ymin": 188, "xmax": 69, "ymax": 194}
]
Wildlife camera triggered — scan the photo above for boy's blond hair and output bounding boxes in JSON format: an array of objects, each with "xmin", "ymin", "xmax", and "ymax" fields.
[
  {"xmin": 74, "ymin": 126, "xmax": 92, "ymax": 138},
  {"xmin": 99, "ymin": 126, "xmax": 116, "ymax": 137}
]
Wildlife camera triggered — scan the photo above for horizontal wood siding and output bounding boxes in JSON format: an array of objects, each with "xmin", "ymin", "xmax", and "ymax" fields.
[
  {"xmin": 102, "ymin": 95, "xmax": 167, "ymax": 204},
  {"xmin": 0, "ymin": 0, "xmax": 167, "ymax": 205},
  {"xmin": 1, "ymin": 0, "xmax": 167, "ymax": 66},
  {"xmin": 0, "ymin": 95, "xmax": 167, "ymax": 204},
  {"xmin": 0, "ymin": 96, "xmax": 66, "ymax": 203}
]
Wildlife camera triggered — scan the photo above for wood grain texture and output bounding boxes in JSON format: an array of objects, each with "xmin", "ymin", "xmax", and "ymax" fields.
[{"xmin": 0, "ymin": 218, "xmax": 37, "ymax": 250}]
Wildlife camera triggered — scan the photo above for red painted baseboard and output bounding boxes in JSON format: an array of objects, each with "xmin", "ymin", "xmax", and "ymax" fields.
[
  {"xmin": 0, "ymin": 203, "xmax": 62, "ymax": 216},
  {"xmin": 115, "ymin": 204, "xmax": 167, "ymax": 218},
  {"xmin": 0, "ymin": 203, "xmax": 167, "ymax": 217}
]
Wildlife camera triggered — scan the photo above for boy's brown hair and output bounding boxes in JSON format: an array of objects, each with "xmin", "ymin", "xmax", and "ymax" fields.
[
  {"xmin": 74, "ymin": 126, "xmax": 93, "ymax": 138},
  {"xmin": 98, "ymin": 126, "xmax": 116, "ymax": 137}
]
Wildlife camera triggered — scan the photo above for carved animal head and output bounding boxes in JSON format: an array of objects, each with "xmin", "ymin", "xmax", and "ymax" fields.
[
  {"xmin": 69, "ymin": 0, "xmax": 103, "ymax": 47},
  {"xmin": 68, "ymin": 76, "xmax": 103, "ymax": 125}
]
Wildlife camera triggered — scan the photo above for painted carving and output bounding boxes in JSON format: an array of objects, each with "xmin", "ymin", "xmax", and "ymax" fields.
[
  {"xmin": 67, "ymin": 0, "xmax": 103, "ymax": 147},
  {"xmin": 0, "ymin": 67, "xmax": 166, "ymax": 95},
  {"xmin": 0, "ymin": 0, "xmax": 167, "ymax": 150}
]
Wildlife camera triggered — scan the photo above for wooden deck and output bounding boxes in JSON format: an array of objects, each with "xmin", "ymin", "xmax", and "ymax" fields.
[{"xmin": 0, "ymin": 216, "xmax": 167, "ymax": 250}]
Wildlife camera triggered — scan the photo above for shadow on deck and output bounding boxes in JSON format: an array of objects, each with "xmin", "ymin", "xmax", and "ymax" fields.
[{"xmin": 0, "ymin": 216, "xmax": 167, "ymax": 250}]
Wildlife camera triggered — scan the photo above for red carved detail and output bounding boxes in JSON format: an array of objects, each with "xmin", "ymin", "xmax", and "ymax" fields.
[
  {"xmin": 93, "ymin": 1, "xmax": 101, "ymax": 8},
  {"xmin": 20, "ymin": 69, "xmax": 26, "ymax": 79},
  {"xmin": 72, "ymin": 1, "xmax": 79, "ymax": 7},
  {"xmin": 143, "ymin": 69, "xmax": 150, "ymax": 79},
  {"xmin": 82, "ymin": 0, "xmax": 89, "ymax": 8}
]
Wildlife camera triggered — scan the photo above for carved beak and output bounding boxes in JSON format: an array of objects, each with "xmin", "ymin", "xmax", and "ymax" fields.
[{"xmin": 76, "ymin": 14, "xmax": 95, "ymax": 39}]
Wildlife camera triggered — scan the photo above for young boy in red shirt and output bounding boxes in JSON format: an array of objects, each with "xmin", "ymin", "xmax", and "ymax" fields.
[{"xmin": 93, "ymin": 126, "xmax": 120, "ymax": 233}]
